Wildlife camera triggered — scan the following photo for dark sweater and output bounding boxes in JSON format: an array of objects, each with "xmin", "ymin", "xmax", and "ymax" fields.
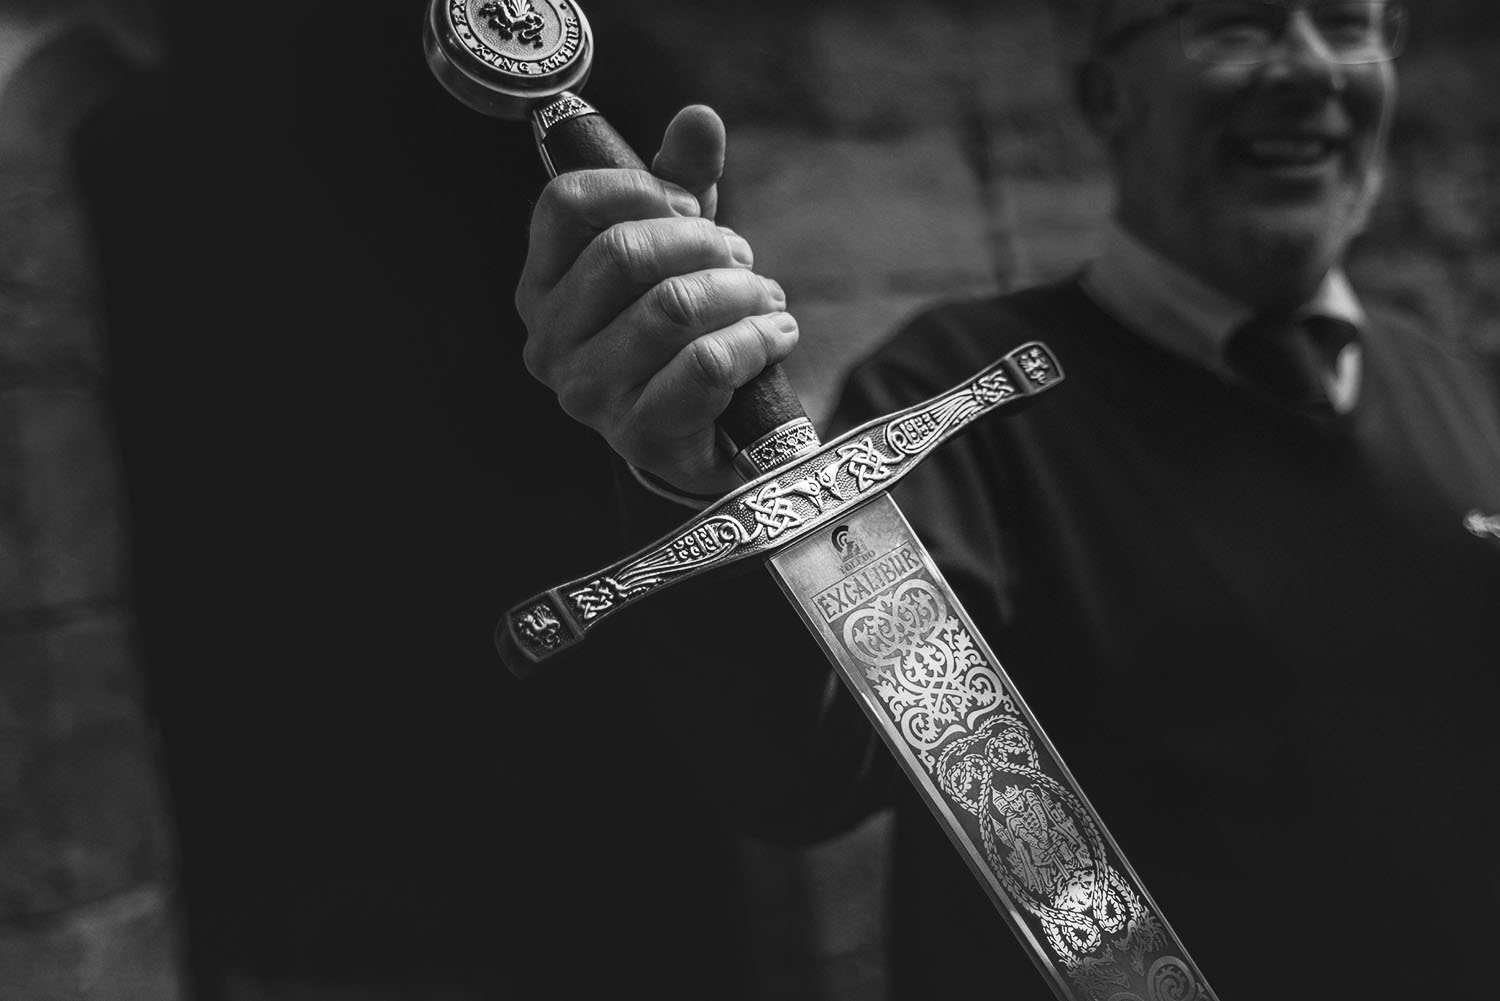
[
  {"xmin": 625, "ymin": 276, "xmax": 1500, "ymax": 998},
  {"xmin": 835, "ymin": 277, "xmax": 1500, "ymax": 998}
]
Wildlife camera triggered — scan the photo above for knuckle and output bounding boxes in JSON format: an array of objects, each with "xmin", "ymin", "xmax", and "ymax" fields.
[
  {"xmin": 686, "ymin": 334, "xmax": 739, "ymax": 390},
  {"xmin": 742, "ymin": 315, "xmax": 778, "ymax": 360},
  {"xmin": 553, "ymin": 375, "xmax": 601, "ymax": 426},
  {"xmin": 513, "ymin": 279, "xmax": 537, "ymax": 324},
  {"xmin": 594, "ymin": 222, "xmax": 643, "ymax": 276},
  {"xmin": 653, "ymin": 273, "xmax": 708, "ymax": 329},
  {"xmin": 532, "ymin": 176, "xmax": 578, "ymax": 225},
  {"xmin": 520, "ymin": 336, "xmax": 547, "ymax": 382},
  {"xmin": 685, "ymin": 215, "xmax": 722, "ymax": 245},
  {"xmin": 542, "ymin": 170, "xmax": 592, "ymax": 213}
]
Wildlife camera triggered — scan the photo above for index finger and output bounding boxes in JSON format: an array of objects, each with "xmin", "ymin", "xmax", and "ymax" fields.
[{"xmin": 521, "ymin": 168, "xmax": 702, "ymax": 293}]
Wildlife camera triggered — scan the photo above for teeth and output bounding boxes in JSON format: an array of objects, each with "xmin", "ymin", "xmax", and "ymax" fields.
[{"xmin": 1244, "ymin": 139, "xmax": 1332, "ymax": 164}]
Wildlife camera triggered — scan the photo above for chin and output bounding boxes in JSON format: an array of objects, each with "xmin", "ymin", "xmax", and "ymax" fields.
[{"xmin": 1210, "ymin": 196, "xmax": 1367, "ymax": 303}]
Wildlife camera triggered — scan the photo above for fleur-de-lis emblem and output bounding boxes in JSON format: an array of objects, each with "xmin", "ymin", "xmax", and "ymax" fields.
[
  {"xmin": 515, "ymin": 601, "xmax": 564, "ymax": 650},
  {"xmin": 1016, "ymin": 346, "xmax": 1056, "ymax": 386},
  {"xmin": 479, "ymin": 0, "xmax": 546, "ymax": 47}
]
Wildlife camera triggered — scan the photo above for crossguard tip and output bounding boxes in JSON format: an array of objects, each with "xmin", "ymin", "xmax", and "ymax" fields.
[{"xmin": 496, "ymin": 591, "xmax": 584, "ymax": 678}]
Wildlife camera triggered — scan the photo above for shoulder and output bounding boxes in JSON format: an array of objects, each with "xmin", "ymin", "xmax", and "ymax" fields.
[
  {"xmin": 1359, "ymin": 295, "xmax": 1500, "ymax": 399},
  {"xmin": 846, "ymin": 277, "xmax": 1093, "ymax": 400}
]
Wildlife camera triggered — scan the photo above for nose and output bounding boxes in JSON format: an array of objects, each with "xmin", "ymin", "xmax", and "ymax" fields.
[{"xmin": 1260, "ymin": 9, "xmax": 1345, "ymax": 93}]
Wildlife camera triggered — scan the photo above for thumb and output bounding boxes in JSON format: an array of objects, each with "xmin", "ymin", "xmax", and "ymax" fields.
[{"xmin": 652, "ymin": 104, "xmax": 726, "ymax": 220}]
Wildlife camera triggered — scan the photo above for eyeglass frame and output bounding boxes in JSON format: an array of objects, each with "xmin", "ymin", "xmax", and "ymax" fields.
[{"xmin": 1093, "ymin": 0, "xmax": 1408, "ymax": 65}]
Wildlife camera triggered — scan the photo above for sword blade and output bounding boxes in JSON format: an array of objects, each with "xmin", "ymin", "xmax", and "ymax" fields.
[{"xmin": 768, "ymin": 494, "xmax": 1218, "ymax": 1001}]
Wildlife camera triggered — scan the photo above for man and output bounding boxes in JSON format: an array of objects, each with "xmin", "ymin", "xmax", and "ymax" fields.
[{"xmin": 516, "ymin": 1, "xmax": 1500, "ymax": 996}]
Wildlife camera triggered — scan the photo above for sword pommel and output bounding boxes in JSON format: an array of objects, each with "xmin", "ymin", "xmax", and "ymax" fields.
[{"xmin": 423, "ymin": 0, "xmax": 594, "ymax": 122}]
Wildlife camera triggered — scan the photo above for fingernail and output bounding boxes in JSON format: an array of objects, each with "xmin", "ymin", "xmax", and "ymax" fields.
[
  {"xmin": 665, "ymin": 184, "xmax": 700, "ymax": 216},
  {"xmin": 764, "ymin": 278, "xmax": 786, "ymax": 308},
  {"xmin": 720, "ymin": 227, "xmax": 753, "ymax": 267},
  {"xmin": 769, "ymin": 311, "xmax": 798, "ymax": 334}
]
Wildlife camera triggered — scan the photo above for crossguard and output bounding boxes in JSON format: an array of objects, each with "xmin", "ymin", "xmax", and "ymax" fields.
[{"xmin": 498, "ymin": 342, "xmax": 1065, "ymax": 677}]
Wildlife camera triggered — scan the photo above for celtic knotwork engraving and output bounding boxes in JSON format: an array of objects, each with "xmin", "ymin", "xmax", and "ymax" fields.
[
  {"xmin": 514, "ymin": 600, "xmax": 564, "ymax": 652},
  {"xmin": 844, "ymin": 580, "xmax": 1007, "ymax": 756},
  {"xmin": 568, "ymin": 577, "xmax": 638, "ymax": 620},
  {"xmin": 885, "ymin": 397, "xmax": 972, "ymax": 455},
  {"xmin": 882, "ymin": 362, "xmax": 1015, "ymax": 455},
  {"xmin": 938, "ymin": 716, "xmax": 1150, "ymax": 994},
  {"xmin": 744, "ymin": 478, "xmax": 825, "ymax": 539},
  {"xmin": 838, "ymin": 437, "xmax": 894, "ymax": 492},
  {"xmin": 480, "ymin": 0, "xmax": 545, "ymax": 45},
  {"xmin": 566, "ymin": 516, "xmax": 754, "ymax": 622},
  {"xmin": 974, "ymin": 369, "xmax": 1019, "ymax": 404}
]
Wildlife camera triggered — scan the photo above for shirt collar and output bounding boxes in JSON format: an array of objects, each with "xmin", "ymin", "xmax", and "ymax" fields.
[{"xmin": 1082, "ymin": 218, "xmax": 1366, "ymax": 379}]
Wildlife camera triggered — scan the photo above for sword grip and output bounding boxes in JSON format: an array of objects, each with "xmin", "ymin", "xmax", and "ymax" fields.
[{"xmin": 532, "ymin": 95, "xmax": 814, "ymax": 479}]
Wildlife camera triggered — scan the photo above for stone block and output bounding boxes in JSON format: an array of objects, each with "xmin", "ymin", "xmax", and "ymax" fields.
[
  {"xmin": 968, "ymin": 2, "xmax": 1079, "ymax": 116},
  {"xmin": 0, "ymin": 292, "xmax": 103, "ymax": 384},
  {"xmin": 793, "ymin": 7, "xmax": 986, "ymax": 134},
  {"xmin": 0, "ymin": 166, "xmax": 96, "ymax": 297},
  {"xmin": 612, "ymin": 1, "xmax": 977, "ymax": 133},
  {"xmin": 0, "ymin": 613, "xmax": 144, "ymax": 744},
  {"xmin": 1003, "ymin": 175, "xmax": 1111, "ymax": 283},
  {"xmin": 0, "ymin": 387, "xmax": 126, "ymax": 615},
  {"xmin": 0, "ymin": 615, "xmax": 167, "ymax": 919},
  {"xmin": 0, "ymin": 886, "xmax": 183, "ymax": 1001},
  {"xmin": 0, "ymin": 695, "xmax": 171, "ymax": 915}
]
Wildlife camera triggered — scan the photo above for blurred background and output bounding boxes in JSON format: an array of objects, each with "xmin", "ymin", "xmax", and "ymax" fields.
[{"xmin": 2, "ymin": 0, "xmax": 1495, "ymax": 999}]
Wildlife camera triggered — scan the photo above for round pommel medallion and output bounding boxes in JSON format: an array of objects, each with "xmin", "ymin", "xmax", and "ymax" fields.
[{"xmin": 423, "ymin": 0, "xmax": 593, "ymax": 119}]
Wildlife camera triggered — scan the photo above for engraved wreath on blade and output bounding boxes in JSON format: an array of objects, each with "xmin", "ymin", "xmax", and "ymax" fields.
[
  {"xmin": 842, "ymin": 579, "xmax": 1008, "ymax": 758},
  {"xmin": 940, "ymin": 719, "xmax": 1135, "ymax": 953}
]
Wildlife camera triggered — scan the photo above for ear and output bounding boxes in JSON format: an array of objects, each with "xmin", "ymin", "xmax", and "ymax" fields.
[{"xmin": 1074, "ymin": 58, "xmax": 1129, "ymax": 140}]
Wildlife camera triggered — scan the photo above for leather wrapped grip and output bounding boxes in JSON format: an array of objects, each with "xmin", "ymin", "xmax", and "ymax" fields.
[{"xmin": 535, "ymin": 100, "xmax": 811, "ymax": 467}]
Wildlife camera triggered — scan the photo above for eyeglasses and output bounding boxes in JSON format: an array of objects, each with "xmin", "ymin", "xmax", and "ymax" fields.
[{"xmin": 1096, "ymin": 1, "xmax": 1407, "ymax": 65}]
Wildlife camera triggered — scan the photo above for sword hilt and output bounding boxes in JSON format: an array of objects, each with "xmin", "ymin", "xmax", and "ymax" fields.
[
  {"xmin": 420, "ymin": 2, "xmax": 1066, "ymax": 681},
  {"xmin": 423, "ymin": 0, "xmax": 817, "ymax": 481}
]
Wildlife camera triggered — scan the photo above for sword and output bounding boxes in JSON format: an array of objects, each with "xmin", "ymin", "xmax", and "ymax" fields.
[{"xmin": 424, "ymin": 4, "xmax": 1218, "ymax": 999}]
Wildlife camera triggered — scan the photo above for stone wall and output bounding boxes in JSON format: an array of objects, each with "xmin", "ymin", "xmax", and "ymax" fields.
[{"xmin": 0, "ymin": 12, "xmax": 183, "ymax": 1001}]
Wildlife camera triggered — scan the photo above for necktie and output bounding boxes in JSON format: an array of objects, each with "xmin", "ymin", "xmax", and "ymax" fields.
[{"xmin": 1224, "ymin": 313, "xmax": 1356, "ymax": 416}]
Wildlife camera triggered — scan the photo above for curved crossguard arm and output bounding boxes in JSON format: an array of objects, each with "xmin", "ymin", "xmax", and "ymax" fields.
[{"xmin": 499, "ymin": 342, "xmax": 1064, "ymax": 675}]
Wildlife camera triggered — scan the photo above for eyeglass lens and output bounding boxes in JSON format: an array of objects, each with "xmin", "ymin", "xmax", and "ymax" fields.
[{"xmin": 1183, "ymin": 2, "xmax": 1404, "ymax": 64}]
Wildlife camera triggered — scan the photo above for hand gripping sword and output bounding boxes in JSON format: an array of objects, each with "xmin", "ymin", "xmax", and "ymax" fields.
[{"xmin": 425, "ymin": 4, "xmax": 1218, "ymax": 999}]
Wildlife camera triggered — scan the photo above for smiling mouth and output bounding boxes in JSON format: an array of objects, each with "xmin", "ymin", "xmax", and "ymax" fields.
[{"xmin": 1235, "ymin": 137, "xmax": 1342, "ymax": 168}]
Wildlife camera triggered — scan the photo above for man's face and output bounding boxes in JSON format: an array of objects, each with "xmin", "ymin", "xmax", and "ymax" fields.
[{"xmin": 1095, "ymin": 0, "xmax": 1397, "ymax": 309}]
